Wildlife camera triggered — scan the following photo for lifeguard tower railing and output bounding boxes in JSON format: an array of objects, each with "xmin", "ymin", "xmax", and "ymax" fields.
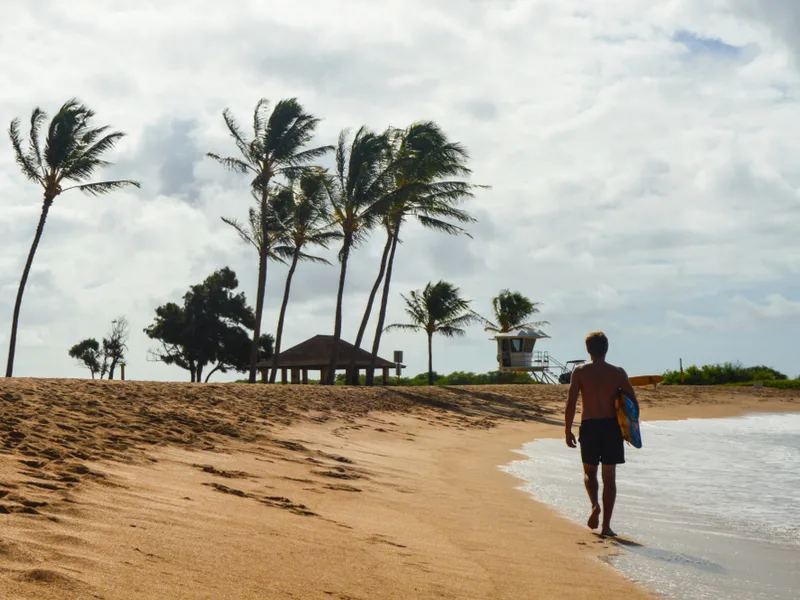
[{"xmin": 497, "ymin": 350, "xmax": 576, "ymax": 384}]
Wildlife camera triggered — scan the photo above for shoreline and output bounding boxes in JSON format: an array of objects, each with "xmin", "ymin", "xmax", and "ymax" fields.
[
  {"xmin": 495, "ymin": 399, "xmax": 800, "ymax": 599},
  {"xmin": 0, "ymin": 380, "xmax": 797, "ymax": 599}
]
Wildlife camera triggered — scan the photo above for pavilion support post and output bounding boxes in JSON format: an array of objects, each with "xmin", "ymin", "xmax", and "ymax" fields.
[
  {"xmin": 291, "ymin": 368, "xmax": 300, "ymax": 384},
  {"xmin": 320, "ymin": 368, "xmax": 328, "ymax": 385},
  {"xmin": 302, "ymin": 369, "xmax": 308, "ymax": 384},
  {"xmin": 382, "ymin": 367, "xmax": 389, "ymax": 386},
  {"xmin": 260, "ymin": 368, "xmax": 267, "ymax": 383},
  {"xmin": 281, "ymin": 368, "xmax": 288, "ymax": 384}
]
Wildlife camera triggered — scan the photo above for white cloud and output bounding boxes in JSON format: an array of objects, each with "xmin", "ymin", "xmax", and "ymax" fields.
[
  {"xmin": 730, "ymin": 294, "xmax": 800, "ymax": 322},
  {"xmin": 1, "ymin": 0, "xmax": 799, "ymax": 381}
]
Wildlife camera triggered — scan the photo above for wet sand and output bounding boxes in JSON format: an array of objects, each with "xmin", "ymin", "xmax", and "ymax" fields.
[{"xmin": 0, "ymin": 379, "xmax": 797, "ymax": 599}]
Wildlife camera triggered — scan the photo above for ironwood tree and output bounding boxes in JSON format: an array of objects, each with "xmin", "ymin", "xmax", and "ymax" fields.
[
  {"xmin": 68, "ymin": 338, "xmax": 103, "ymax": 379},
  {"xmin": 102, "ymin": 316, "xmax": 129, "ymax": 379},
  {"xmin": 143, "ymin": 267, "xmax": 273, "ymax": 382}
]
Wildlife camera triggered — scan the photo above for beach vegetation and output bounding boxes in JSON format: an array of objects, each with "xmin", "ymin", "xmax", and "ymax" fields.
[
  {"xmin": 385, "ymin": 280, "xmax": 478, "ymax": 386},
  {"xmin": 323, "ymin": 127, "xmax": 394, "ymax": 384},
  {"xmin": 207, "ymin": 98, "xmax": 330, "ymax": 384},
  {"xmin": 663, "ymin": 361, "xmax": 789, "ymax": 386},
  {"xmin": 68, "ymin": 338, "xmax": 104, "ymax": 379},
  {"xmin": 5, "ymin": 99, "xmax": 139, "ymax": 377},
  {"xmin": 143, "ymin": 267, "xmax": 273, "ymax": 382},
  {"xmin": 362, "ymin": 121, "xmax": 478, "ymax": 386},
  {"xmin": 267, "ymin": 170, "xmax": 341, "ymax": 383},
  {"xmin": 480, "ymin": 289, "xmax": 549, "ymax": 333}
]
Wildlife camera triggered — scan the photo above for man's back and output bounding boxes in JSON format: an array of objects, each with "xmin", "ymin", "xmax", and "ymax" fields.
[
  {"xmin": 573, "ymin": 360, "xmax": 628, "ymax": 420},
  {"xmin": 564, "ymin": 331, "xmax": 639, "ymax": 537}
]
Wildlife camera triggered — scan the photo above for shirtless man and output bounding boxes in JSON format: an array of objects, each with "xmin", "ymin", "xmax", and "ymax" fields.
[{"xmin": 564, "ymin": 331, "xmax": 638, "ymax": 537}]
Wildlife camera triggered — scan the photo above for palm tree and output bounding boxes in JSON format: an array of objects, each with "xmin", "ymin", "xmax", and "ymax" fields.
[
  {"xmin": 323, "ymin": 127, "xmax": 394, "ymax": 385},
  {"xmin": 349, "ymin": 217, "xmax": 394, "ymax": 373},
  {"xmin": 385, "ymin": 280, "xmax": 477, "ymax": 386},
  {"xmin": 268, "ymin": 169, "xmax": 341, "ymax": 383},
  {"xmin": 365, "ymin": 122, "xmax": 479, "ymax": 385},
  {"xmin": 481, "ymin": 289, "xmax": 549, "ymax": 333},
  {"xmin": 221, "ymin": 188, "xmax": 290, "ymax": 261},
  {"xmin": 207, "ymin": 98, "xmax": 331, "ymax": 383},
  {"xmin": 5, "ymin": 99, "xmax": 139, "ymax": 377}
]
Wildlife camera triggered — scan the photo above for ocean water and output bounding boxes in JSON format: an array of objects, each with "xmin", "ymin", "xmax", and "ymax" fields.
[{"xmin": 501, "ymin": 413, "xmax": 800, "ymax": 600}]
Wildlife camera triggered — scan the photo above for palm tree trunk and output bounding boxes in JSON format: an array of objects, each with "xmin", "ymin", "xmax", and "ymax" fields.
[
  {"xmin": 248, "ymin": 242, "xmax": 268, "ymax": 383},
  {"xmin": 325, "ymin": 235, "xmax": 352, "ymax": 385},
  {"xmin": 5, "ymin": 196, "xmax": 53, "ymax": 378},
  {"xmin": 366, "ymin": 221, "xmax": 401, "ymax": 386},
  {"xmin": 348, "ymin": 230, "xmax": 393, "ymax": 384},
  {"xmin": 427, "ymin": 331, "xmax": 434, "ymax": 386},
  {"xmin": 269, "ymin": 247, "xmax": 301, "ymax": 383}
]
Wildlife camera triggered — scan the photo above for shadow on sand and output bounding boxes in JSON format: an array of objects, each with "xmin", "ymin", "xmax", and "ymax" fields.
[
  {"xmin": 601, "ymin": 535, "xmax": 727, "ymax": 575},
  {"xmin": 384, "ymin": 386, "xmax": 564, "ymax": 426}
]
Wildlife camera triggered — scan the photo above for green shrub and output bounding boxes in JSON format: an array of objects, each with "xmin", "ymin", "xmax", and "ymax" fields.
[{"xmin": 663, "ymin": 361, "xmax": 789, "ymax": 385}]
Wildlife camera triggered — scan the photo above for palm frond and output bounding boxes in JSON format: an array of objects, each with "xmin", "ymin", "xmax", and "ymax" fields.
[
  {"xmin": 436, "ymin": 325, "xmax": 468, "ymax": 338},
  {"xmin": 253, "ymin": 98, "xmax": 269, "ymax": 141},
  {"xmin": 384, "ymin": 323, "xmax": 422, "ymax": 333},
  {"xmin": 8, "ymin": 118, "xmax": 43, "ymax": 183},
  {"xmin": 296, "ymin": 251, "xmax": 331, "ymax": 265},
  {"xmin": 221, "ymin": 216, "xmax": 259, "ymax": 251},
  {"xmin": 61, "ymin": 130, "xmax": 127, "ymax": 181},
  {"xmin": 271, "ymin": 245, "xmax": 295, "ymax": 261},
  {"xmin": 265, "ymin": 98, "xmax": 321, "ymax": 164},
  {"xmin": 206, "ymin": 153, "xmax": 253, "ymax": 174},
  {"xmin": 415, "ymin": 215, "xmax": 472, "ymax": 238},
  {"xmin": 439, "ymin": 311, "xmax": 477, "ymax": 329},
  {"xmin": 44, "ymin": 100, "xmax": 88, "ymax": 171},
  {"xmin": 517, "ymin": 320, "xmax": 550, "ymax": 328},
  {"xmin": 222, "ymin": 107, "xmax": 253, "ymax": 162},
  {"xmin": 63, "ymin": 179, "xmax": 140, "ymax": 196},
  {"xmin": 28, "ymin": 107, "xmax": 46, "ymax": 169},
  {"xmin": 284, "ymin": 144, "xmax": 334, "ymax": 168},
  {"xmin": 305, "ymin": 230, "xmax": 342, "ymax": 248}
]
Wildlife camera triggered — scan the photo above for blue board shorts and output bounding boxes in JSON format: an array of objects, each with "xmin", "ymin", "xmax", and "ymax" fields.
[{"xmin": 579, "ymin": 418, "xmax": 625, "ymax": 465}]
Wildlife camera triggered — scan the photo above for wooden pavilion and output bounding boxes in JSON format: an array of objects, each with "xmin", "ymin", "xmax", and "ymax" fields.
[{"xmin": 256, "ymin": 335, "xmax": 403, "ymax": 384}]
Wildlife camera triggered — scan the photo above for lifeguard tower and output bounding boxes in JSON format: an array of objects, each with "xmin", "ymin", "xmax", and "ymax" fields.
[{"xmin": 492, "ymin": 328, "xmax": 581, "ymax": 383}]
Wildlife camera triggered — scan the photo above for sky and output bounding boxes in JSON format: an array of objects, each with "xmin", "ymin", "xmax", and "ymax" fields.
[{"xmin": 1, "ymin": 0, "xmax": 799, "ymax": 382}]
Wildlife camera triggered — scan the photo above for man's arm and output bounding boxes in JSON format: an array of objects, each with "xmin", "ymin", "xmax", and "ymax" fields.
[
  {"xmin": 619, "ymin": 368, "xmax": 640, "ymax": 412},
  {"xmin": 565, "ymin": 368, "xmax": 580, "ymax": 447}
]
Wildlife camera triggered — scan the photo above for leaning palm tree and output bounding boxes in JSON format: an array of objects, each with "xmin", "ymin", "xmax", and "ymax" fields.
[
  {"xmin": 365, "ymin": 122, "xmax": 480, "ymax": 385},
  {"xmin": 268, "ymin": 169, "xmax": 341, "ymax": 383},
  {"xmin": 323, "ymin": 126, "xmax": 394, "ymax": 385},
  {"xmin": 207, "ymin": 98, "xmax": 331, "ymax": 383},
  {"xmin": 5, "ymin": 99, "xmax": 140, "ymax": 377},
  {"xmin": 385, "ymin": 281, "xmax": 477, "ymax": 386},
  {"xmin": 481, "ymin": 289, "xmax": 549, "ymax": 333},
  {"xmin": 348, "ymin": 215, "xmax": 394, "ymax": 378}
]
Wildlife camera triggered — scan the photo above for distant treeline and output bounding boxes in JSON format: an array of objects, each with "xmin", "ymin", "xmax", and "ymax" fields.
[{"xmin": 663, "ymin": 362, "xmax": 798, "ymax": 387}]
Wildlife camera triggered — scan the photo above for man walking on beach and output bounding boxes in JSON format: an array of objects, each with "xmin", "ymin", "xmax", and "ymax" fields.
[{"xmin": 564, "ymin": 331, "xmax": 638, "ymax": 537}]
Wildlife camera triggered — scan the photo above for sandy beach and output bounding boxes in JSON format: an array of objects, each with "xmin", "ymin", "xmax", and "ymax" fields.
[{"xmin": 0, "ymin": 379, "xmax": 797, "ymax": 599}]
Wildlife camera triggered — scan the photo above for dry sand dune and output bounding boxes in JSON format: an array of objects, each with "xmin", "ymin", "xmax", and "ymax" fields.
[{"xmin": 0, "ymin": 379, "xmax": 797, "ymax": 599}]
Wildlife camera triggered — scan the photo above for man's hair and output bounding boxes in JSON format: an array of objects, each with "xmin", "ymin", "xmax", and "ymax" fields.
[{"xmin": 585, "ymin": 331, "xmax": 608, "ymax": 358}]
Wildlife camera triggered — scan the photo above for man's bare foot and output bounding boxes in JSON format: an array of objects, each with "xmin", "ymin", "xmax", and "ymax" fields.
[
  {"xmin": 600, "ymin": 526, "xmax": 617, "ymax": 537},
  {"xmin": 587, "ymin": 505, "xmax": 601, "ymax": 529}
]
